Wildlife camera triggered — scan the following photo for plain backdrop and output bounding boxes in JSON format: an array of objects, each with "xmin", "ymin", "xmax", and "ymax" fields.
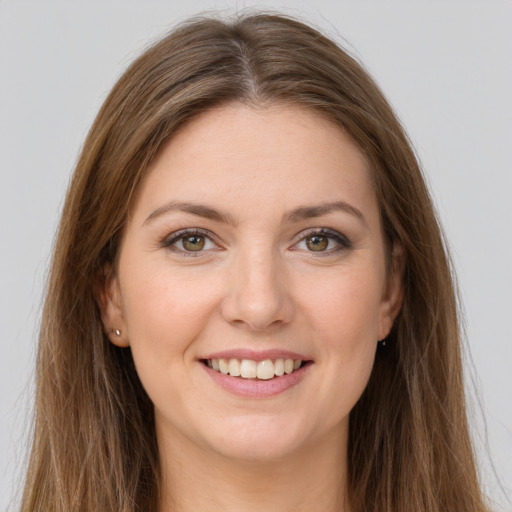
[{"xmin": 1, "ymin": 1, "xmax": 511, "ymax": 510}]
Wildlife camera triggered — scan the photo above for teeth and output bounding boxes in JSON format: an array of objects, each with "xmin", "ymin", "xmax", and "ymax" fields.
[
  {"xmin": 228, "ymin": 358, "xmax": 241, "ymax": 377},
  {"xmin": 206, "ymin": 357, "xmax": 304, "ymax": 379},
  {"xmin": 240, "ymin": 359, "xmax": 257, "ymax": 379},
  {"xmin": 219, "ymin": 358, "xmax": 229, "ymax": 375},
  {"xmin": 257, "ymin": 359, "xmax": 274, "ymax": 380}
]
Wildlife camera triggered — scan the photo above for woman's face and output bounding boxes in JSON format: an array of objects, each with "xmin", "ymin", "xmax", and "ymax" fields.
[{"xmin": 102, "ymin": 103, "xmax": 402, "ymax": 462}]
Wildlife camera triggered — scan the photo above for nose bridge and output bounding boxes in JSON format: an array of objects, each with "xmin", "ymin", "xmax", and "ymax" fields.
[{"xmin": 221, "ymin": 238, "xmax": 293, "ymax": 331}]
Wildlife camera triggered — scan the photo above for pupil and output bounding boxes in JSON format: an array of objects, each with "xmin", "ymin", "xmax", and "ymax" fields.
[
  {"xmin": 307, "ymin": 235, "xmax": 328, "ymax": 251},
  {"xmin": 183, "ymin": 235, "xmax": 204, "ymax": 251}
]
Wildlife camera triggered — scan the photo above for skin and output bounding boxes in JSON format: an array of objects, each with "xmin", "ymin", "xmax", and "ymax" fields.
[{"xmin": 100, "ymin": 103, "xmax": 403, "ymax": 512}]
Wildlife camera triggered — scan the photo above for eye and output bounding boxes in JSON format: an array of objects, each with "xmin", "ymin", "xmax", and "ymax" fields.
[
  {"xmin": 305, "ymin": 234, "xmax": 329, "ymax": 251},
  {"xmin": 163, "ymin": 229, "xmax": 218, "ymax": 255},
  {"xmin": 293, "ymin": 229, "xmax": 351, "ymax": 254}
]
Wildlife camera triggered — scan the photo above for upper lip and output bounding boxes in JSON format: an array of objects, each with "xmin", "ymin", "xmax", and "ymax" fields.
[{"xmin": 201, "ymin": 348, "xmax": 312, "ymax": 362}]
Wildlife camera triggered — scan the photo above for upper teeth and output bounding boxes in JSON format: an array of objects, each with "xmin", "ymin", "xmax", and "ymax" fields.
[{"xmin": 207, "ymin": 358, "xmax": 302, "ymax": 379}]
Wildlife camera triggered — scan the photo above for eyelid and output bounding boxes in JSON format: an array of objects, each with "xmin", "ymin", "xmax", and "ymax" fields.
[
  {"xmin": 291, "ymin": 227, "xmax": 352, "ymax": 253},
  {"xmin": 162, "ymin": 228, "xmax": 222, "ymax": 255},
  {"xmin": 161, "ymin": 226, "xmax": 351, "ymax": 256}
]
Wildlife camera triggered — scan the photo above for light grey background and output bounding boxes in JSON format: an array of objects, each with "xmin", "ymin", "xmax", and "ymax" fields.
[{"xmin": 1, "ymin": 1, "xmax": 511, "ymax": 510}]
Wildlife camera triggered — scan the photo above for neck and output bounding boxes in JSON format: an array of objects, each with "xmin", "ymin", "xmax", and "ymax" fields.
[{"xmin": 157, "ymin": 425, "xmax": 351, "ymax": 512}]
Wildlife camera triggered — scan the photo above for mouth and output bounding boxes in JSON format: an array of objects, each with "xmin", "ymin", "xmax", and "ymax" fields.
[{"xmin": 201, "ymin": 358, "xmax": 309, "ymax": 380}]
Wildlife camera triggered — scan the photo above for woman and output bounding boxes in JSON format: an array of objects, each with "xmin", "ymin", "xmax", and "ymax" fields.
[{"xmin": 21, "ymin": 12, "xmax": 488, "ymax": 512}]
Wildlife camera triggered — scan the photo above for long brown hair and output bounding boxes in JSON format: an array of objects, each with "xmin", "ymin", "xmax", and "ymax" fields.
[{"xmin": 21, "ymin": 12, "xmax": 488, "ymax": 512}]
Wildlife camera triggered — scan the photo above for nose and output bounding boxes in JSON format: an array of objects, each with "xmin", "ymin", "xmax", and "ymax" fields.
[{"xmin": 220, "ymin": 245, "xmax": 295, "ymax": 332}]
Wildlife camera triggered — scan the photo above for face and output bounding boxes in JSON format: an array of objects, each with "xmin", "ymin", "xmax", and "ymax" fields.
[{"xmin": 101, "ymin": 103, "xmax": 402, "ymax": 463}]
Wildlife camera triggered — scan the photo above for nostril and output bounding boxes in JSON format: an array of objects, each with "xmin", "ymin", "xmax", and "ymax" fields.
[{"xmin": 219, "ymin": 270, "xmax": 295, "ymax": 331}]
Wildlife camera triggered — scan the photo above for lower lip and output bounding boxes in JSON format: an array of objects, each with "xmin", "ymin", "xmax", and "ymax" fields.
[{"xmin": 202, "ymin": 362, "xmax": 311, "ymax": 398}]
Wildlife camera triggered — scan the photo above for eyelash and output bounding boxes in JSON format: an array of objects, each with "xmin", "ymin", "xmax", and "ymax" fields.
[
  {"xmin": 162, "ymin": 228, "xmax": 219, "ymax": 257},
  {"xmin": 161, "ymin": 228, "xmax": 351, "ymax": 257},
  {"xmin": 293, "ymin": 228, "xmax": 352, "ymax": 255}
]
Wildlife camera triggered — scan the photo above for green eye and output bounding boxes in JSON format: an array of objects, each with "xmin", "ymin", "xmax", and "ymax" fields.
[
  {"xmin": 164, "ymin": 229, "xmax": 218, "ymax": 255},
  {"xmin": 294, "ymin": 229, "xmax": 351, "ymax": 255},
  {"xmin": 181, "ymin": 235, "xmax": 205, "ymax": 251},
  {"xmin": 305, "ymin": 235, "xmax": 329, "ymax": 251}
]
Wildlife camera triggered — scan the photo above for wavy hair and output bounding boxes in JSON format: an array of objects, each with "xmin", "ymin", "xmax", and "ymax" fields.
[{"xmin": 21, "ymin": 12, "xmax": 487, "ymax": 512}]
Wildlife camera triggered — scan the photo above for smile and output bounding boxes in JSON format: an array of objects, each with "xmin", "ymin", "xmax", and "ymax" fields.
[{"xmin": 204, "ymin": 358, "xmax": 304, "ymax": 380}]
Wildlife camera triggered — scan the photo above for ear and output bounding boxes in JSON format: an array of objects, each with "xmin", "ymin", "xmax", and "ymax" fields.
[
  {"xmin": 378, "ymin": 243, "xmax": 404, "ymax": 341},
  {"xmin": 95, "ymin": 264, "xmax": 130, "ymax": 348}
]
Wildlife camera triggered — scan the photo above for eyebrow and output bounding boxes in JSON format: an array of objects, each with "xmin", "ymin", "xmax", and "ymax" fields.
[
  {"xmin": 285, "ymin": 201, "xmax": 366, "ymax": 225},
  {"xmin": 143, "ymin": 200, "xmax": 366, "ymax": 227},
  {"xmin": 143, "ymin": 201, "xmax": 238, "ymax": 226}
]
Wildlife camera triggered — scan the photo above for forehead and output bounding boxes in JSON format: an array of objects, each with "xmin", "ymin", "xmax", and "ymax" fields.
[{"xmin": 131, "ymin": 102, "xmax": 377, "ymax": 225}]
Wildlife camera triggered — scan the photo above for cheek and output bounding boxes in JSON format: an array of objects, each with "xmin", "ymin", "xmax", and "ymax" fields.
[
  {"xmin": 120, "ymin": 264, "xmax": 224, "ymax": 428},
  {"xmin": 298, "ymin": 266, "xmax": 382, "ymax": 404},
  {"xmin": 302, "ymin": 265, "xmax": 383, "ymax": 344},
  {"xmin": 123, "ymin": 258, "xmax": 215, "ymax": 328},
  {"xmin": 119, "ymin": 260, "xmax": 222, "ymax": 375}
]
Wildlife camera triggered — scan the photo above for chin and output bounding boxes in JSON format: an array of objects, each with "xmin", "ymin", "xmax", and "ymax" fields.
[
  {"xmin": 211, "ymin": 435, "xmax": 304, "ymax": 463},
  {"xmin": 198, "ymin": 414, "xmax": 325, "ymax": 463}
]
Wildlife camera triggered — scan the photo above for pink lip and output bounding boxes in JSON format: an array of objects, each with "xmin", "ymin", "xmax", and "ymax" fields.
[
  {"xmin": 201, "ymin": 361, "xmax": 312, "ymax": 398},
  {"xmin": 202, "ymin": 348, "xmax": 311, "ymax": 362}
]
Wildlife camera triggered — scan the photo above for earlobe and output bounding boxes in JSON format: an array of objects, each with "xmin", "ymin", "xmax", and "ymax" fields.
[
  {"xmin": 378, "ymin": 243, "xmax": 404, "ymax": 341},
  {"xmin": 95, "ymin": 264, "xmax": 130, "ymax": 348}
]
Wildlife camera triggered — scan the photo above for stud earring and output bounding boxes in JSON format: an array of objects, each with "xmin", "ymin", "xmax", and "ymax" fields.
[
  {"xmin": 378, "ymin": 338, "xmax": 387, "ymax": 347},
  {"xmin": 115, "ymin": 329, "xmax": 121, "ymax": 336}
]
